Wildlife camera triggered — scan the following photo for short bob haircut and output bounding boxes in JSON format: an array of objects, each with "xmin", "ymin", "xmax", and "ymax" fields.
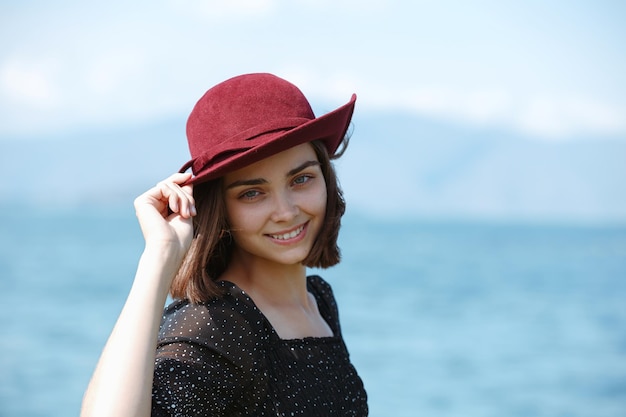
[{"xmin": 170, "ymin": 138, "xmax": 348, "ymax": 303}]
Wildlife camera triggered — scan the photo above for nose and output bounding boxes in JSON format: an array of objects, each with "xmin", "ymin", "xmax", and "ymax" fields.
[{"xmin": 270, "ymin": 190, "xmax": 299, "ymax": 223}]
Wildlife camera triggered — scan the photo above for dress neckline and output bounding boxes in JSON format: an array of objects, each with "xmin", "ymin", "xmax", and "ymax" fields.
[{"xmin": 217, "ymin": 277, "xmax": 340, "ymax": 343}]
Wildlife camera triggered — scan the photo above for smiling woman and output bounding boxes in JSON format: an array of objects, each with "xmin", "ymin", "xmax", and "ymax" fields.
[
  {"xmin": 222, "ymin": 144, "xmax": 327, "ymax": 270},
  {"xmin": 80, "ymin": 73, "xmax": 367, "ymax": 417}
]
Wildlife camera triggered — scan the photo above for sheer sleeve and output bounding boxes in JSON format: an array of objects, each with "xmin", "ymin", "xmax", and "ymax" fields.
[
  {"xmin": 307, "ymin": 275, "xmax": 342, "ymax": 337},
  {"xmin": 151, "ymin": 291, "xmax": 270, "ymax": 416},
  {"xmin": 151, "ymin": 342, "xmax": 250, "ymax": 417}
]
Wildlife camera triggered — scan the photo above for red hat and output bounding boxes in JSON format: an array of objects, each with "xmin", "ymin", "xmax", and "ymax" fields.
[{"xmin": 179, "ymin": 73, "xmax": 356, "ymax": 185}]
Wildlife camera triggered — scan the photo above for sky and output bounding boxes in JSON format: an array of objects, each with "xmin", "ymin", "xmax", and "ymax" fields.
[
  {"xmin": 1, "ymin": 0, "xmax": 625, "ymax": 221},
  {"xmin": 1, "ymin": 0, "xmax": 625, "ymax": 139}
]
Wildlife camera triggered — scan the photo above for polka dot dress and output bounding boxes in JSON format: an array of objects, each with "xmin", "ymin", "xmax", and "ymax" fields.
[{"xmin": 151, "ymin": 275, "xmax": 368, "ymax": 416}]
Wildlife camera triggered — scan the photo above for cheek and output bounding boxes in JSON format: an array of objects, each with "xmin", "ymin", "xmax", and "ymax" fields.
[
  {"xmin": 226, "ymin": 200, "xmax": 275, "ymax": 239},
  {"xmin": 226, "ymin": 207, "xmax": 259, "ymax": 249},
  {"xmin": 306, "ymin": 181, "xmax": 328, "ymax": 217},
  {"xmin": 225, "ymin": 200, "xmax": 250, "ymax": 232}
]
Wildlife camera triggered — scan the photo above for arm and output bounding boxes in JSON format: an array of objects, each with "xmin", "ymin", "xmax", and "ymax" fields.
[{"xmin": 81, "ymin": 173, "xmax": 196, "ymax": 417}]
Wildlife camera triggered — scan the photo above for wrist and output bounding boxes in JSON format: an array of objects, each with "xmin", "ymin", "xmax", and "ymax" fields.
[
  {"xmin": 142, "ymin": 240, "xmax": 188, "ymax": 265},
  {"xmin": 134, "ymin": 244, "xmax": 186, "ymax": 294}
]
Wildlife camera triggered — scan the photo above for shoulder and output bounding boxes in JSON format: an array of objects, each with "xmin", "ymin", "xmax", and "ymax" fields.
[
  {"xmin": 307, "ymin": 274, "xmax": 342, "ymax": 333},
  {"xmin": 158, "ymin": 282, "xmax": 270, "ymax": 363},
  {"xmin": 307, "ymin": 274, "xmax": 333, "ymax": 296},
  {"xmin": 307, "ymin": 274, "xmax": 337, "ymax": 306}
]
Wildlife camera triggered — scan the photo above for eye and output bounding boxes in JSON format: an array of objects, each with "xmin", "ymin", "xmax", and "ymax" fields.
[
  {"xmin": 293, "ymin": 174, "xmax": 314, "ymax": 186},
  {"xmin": 239, "ymin": 189, "xmax": 262, "ymax": 200}
]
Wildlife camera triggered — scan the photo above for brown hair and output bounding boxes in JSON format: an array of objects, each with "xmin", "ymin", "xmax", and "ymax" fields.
[{"xmin": 170, "ymin": 138, "xmax": 348, "ymax": 303}]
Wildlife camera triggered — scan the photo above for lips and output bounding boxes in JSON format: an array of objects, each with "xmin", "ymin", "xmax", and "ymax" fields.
[{"xmin": 267, "ymin": 223, "xmax": 306, "ymax": 241}]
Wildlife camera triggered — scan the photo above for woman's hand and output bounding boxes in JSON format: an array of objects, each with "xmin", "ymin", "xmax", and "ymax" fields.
[
  {"xmin": 134, "ymin": 172, "xmax": 196, "ymax": 261},
  {"xmin": 82, "ymin": 172, "xmax": 196, "ymax": 417}
]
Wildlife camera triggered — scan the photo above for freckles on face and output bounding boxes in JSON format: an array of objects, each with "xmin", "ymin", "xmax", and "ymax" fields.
[{"xmin": 222, "ymin": 143, "xmax": 327, "ymax": 265}]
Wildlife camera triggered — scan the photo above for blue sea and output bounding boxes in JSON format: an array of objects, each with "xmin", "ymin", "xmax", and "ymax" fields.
[{"xmin": 1, "ymin": 206, "xmax": 625, "ymax": 417}]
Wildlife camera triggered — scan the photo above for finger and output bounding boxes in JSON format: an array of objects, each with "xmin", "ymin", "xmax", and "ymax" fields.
[
  {"xmin": 181, "ymin": 184, "xmax": 196, "ymax": 216},
  {"xmin": 136, "ymin": 173, "xmax": 195, "ymax": 221},
  {"xmin": 170, "ymin": 173, "xmax": 196, "ymax": 216},
  {"xmin": 160, "ymin": 180, "xmax": 194, "ymax": 218},
  {"xmin": 168, "ymin": 172, "xmax": 193, "ymax": 187},
  {"xmin": 135, "ymin": 184, "xmax": 169, "ymax": 216},
  {"xmin": 171, "ymin": 173, "xmax": 196, "ymax": 217},
  {"xmin": 159, "ymin": 181, "xmax": 182, "ymax": 214}
]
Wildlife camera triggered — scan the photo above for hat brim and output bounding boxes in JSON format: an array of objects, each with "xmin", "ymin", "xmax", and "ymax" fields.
[{"xmin": 180, "ymin": 94, "xmax": 356, "ymax": 186}]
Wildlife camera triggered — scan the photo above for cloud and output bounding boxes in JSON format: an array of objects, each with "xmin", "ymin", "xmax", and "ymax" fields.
[
  {"xmin": 0, "ymin": 59, "xmax": 61, "ymax": 109},
  {"xmin": 1, "ymin": 1, "xmax": 625, "ymax": 140},
  {"xmin": 84, "ymin": 50, "xmax": 147, "ymax": 95},
  {"xmin": 351, "ymin": 81, "xmax": 626, "ymax": 140},
  {"xmin": 166, "ymin": 0, "xmax": 277, "ymax": 19},
  {"xmin": 2, "ymin": 53, "xmax": 625, "ymax": 140},
  {"xmin": 0, "ymin": 51, "xmax": 160, "ymax": 135},
  {"xmin": 292, "ymin": 0, "xmax": 390, "ymax": 12},
  {"xmin": 517, "ymin": 95, "xmax": 626, "ymax": 139}
]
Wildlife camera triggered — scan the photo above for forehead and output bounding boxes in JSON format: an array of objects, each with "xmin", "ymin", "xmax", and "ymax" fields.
[{"xmin": 224, "ymin": 142, "xmax": 318, "ymax": 181}]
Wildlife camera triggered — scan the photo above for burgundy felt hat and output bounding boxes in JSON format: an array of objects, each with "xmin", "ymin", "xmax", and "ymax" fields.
[{"xmin": 179, "ymin": 73, "xmax": 356, "ymax": 185}]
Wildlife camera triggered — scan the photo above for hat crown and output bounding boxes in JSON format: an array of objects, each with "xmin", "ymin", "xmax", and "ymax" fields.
[{"xmin": 186, "ymin": 73, "xmax": 315, "ymax": 158}]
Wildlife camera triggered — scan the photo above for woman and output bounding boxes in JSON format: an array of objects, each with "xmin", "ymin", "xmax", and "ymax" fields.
[{"xmin": 81, "ymin": 73, "xmax": 368, "ymax": 416}]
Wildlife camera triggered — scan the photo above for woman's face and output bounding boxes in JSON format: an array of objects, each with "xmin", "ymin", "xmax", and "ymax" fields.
[{"xmin": 223, "ymin": 143, "xmax": 327, "ymax": 268}]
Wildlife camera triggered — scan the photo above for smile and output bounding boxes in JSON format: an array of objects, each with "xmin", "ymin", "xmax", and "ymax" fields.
[{"xmin": 268, "ymin": 224, "xmax": 306, "ymax": 241}]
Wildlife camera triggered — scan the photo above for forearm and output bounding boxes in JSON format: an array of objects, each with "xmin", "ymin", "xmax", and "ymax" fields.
[{"xmin": 81, "ymin": 245, "xmax": 182, "ymax": 417}]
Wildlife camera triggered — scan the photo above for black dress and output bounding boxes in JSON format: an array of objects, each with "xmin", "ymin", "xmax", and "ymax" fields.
[{"xmin": 151, "ymin": 275, "xmax": 368, "ymax": 416}]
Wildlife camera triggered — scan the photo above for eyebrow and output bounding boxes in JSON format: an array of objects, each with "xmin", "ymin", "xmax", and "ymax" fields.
[
  {"xmin": 225, "ymin": 160, "xmax": 320, "ymax": 190},
  {"xmin": 287, "ymin": 160, "xmax": 320, "ymax": 177}
]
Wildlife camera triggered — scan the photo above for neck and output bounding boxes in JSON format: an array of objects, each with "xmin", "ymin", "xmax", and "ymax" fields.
[
  {"xmin": 221, "ymin": 249, "xmax": 311, "ymax": 308},
  {"xmin": 221, "ymin": 248, "xmax": 333, "ymax": 340}
]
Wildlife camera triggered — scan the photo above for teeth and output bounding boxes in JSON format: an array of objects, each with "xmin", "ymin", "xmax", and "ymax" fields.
[{"xmin": 270, "ymin": 225, "xmax": 304, "ymax": 240}]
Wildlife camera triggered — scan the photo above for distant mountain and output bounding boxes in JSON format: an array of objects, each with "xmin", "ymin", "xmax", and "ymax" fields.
[
  {"xmin": 0, "ymin": 118, "xmax": 190, "ymax": 207},
  {"xmin": 342, "ymin": 111, "xmax": 626, "ymax": 223},
  {"xmin": 1, "ymin": 111, "xmax": 625, "ymax": 224}
]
